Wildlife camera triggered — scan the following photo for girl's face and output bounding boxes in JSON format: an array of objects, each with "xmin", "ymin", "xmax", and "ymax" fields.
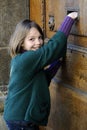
[{"xmin": 23, "ymin": 27, "xmax": 43, "ymax": 51}]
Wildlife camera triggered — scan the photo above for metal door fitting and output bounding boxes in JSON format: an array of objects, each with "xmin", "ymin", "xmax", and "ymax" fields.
[{"xmin": 48, "ymin": 15, "xmax": 55, "ymax": 31}]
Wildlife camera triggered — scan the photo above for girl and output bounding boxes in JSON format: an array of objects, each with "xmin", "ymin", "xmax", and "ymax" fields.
[{"xmin": 4, "ymin": 12, "xmax": 78, "ymax": 130}]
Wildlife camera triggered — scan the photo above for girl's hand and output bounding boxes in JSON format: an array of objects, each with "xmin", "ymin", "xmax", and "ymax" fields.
[{"xmin": 68, "ymin": 12, "xmax": 78, "ymax": 19}]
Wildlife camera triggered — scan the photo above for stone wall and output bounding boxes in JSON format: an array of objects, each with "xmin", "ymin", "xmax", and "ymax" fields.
[{"xmin": 0, "ymin": 0, "xmax": 29, "ymax": 85}]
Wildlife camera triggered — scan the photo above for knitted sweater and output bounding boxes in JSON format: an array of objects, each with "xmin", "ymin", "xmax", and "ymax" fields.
[{"xmin": 3, "ymin": 16, "xmax": 74, "ymax": 126}]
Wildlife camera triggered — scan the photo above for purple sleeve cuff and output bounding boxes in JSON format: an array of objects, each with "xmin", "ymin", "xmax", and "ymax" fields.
[
  {"xmin": 59, "ymin": 16, "xmax": 75, "ymax": 37},
  {"xmin": 44, "ymin": 59, "xmax": 63, "ymax": 84}
]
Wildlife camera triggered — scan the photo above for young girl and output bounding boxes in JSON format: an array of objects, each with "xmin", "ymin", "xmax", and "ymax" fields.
[{"xmin": 4, "ymin": 12, "xmax": 78, "ymax": 130}]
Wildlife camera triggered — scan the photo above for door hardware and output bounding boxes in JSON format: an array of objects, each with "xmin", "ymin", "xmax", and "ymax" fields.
[{"xmin": 48, "ymin": 15, "xmax": 55, "ymax": 31}]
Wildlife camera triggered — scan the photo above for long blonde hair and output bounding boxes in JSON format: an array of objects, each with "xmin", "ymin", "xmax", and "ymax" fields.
[{"xmin": 9, "ymin": 19, "xmax": 44, "ymax": 58}]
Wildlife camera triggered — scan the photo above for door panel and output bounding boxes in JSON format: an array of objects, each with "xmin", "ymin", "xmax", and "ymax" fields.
[
  {"xmin": 48, "ymin": 83, "xmax": 87, "ymax": 130},
  {"xmin": 45, "ymin": 0, "xmax": 87, "ymax": 47},
  {"xmin": 29, "ymin": 0, "xmax": 44, "ymax": 30},
  {"xmin": 55, "ymin": 50, "xmax": 87, "ymax": 92},
  {"xmin": 46, "ymin": 0, "xmax": 87, "ymax": 37},
  {"xmin": 45, "ymin": 0, "xmax": 66, "ymax": 38}
]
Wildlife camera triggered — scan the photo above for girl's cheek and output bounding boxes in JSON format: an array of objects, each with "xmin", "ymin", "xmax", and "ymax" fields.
[{"xmin": 42, "ymin": 40, "xmax": 44, "ymax": 45}]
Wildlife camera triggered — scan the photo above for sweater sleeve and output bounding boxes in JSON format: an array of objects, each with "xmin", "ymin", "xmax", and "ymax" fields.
[
  {"xmin": 59, "ymin": 16, "xmax": 75, "ymax": 37},
  {"xmin": 44, "ymin": 16, "xmax": 75, "ymax": 83}
]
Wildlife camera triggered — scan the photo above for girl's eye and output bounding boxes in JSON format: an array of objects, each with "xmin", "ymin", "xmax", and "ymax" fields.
[
  {"xmin": 39, "ymin": 36, "xmax": 43, "ymax": 40},
  {"xmin": 29, "ymin": 38, "xmax": 35, "ymax": 41}
]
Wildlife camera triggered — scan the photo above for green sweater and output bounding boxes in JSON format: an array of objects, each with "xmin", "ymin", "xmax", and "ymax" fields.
[{"xmin": 4, "ymin": 31, "xmax": 67, "ymax": 126}]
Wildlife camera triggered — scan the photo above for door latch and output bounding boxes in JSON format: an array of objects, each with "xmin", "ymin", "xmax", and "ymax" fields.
[{"xmin": 48, "ymin": 15, "xmax": 55, "ymax": 31}]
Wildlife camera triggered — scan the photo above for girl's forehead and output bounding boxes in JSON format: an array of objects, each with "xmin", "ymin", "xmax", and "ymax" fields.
[{"xmin": 27, "ymin": 27, "xmax": 41, "ymax": 37}]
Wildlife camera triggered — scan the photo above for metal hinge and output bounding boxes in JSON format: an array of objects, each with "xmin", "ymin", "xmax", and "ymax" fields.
[{"xmin": 67, "ymin": 44, "xmax": 87, "ymax": 55}]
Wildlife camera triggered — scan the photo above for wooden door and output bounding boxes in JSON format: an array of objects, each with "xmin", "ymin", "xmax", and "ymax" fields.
[
  {"xmin": 29, "ymin": 1, "xmax": 87, "ymax": 130},
  {"xmin": 46, "ymin": 1, "xmax": 87, "ymax": 130},
  {"xmin": 29, "ymin": 0, "xmax": 46, "ymax": 35}
]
